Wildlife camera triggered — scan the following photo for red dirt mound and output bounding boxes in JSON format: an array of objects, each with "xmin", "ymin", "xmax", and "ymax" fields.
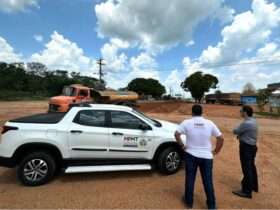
[{"xmin": 138, "ymin": 101, "xmax": 242, "ymax": 118}]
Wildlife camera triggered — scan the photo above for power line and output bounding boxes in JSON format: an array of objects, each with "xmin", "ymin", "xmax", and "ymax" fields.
[
  {"xmin": 156, "ymin": 56, "xmax": 280, "ymax": 72},
  {"xmin": 200, "ymin": 56, "xmax": 280, "ymax": 69}
]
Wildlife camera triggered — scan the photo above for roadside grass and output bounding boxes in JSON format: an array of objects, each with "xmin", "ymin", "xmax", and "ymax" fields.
[
  {"xmin": 0, "ymin": 91, "xmax": 49, "ymax": 101},
  {"xmin": 0, "ymin": 96, "xmax": 48, "ymax": 101},
  {"xmin": 255, "ymin": 111, "xmax": 280, "ymax": 118}
]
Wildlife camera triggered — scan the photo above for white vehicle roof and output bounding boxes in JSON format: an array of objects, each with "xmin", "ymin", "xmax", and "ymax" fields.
[{"xmin": 88, "ymin": 104, "xmax": 133, "ymax": 111}]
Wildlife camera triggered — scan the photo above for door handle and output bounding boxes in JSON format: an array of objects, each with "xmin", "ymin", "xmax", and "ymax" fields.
[
  {"xmin": 112, "ymin": 132, "xmax": 123, "ymax": 136},
  {"xmin": 70, "ymin": 130, "xmax": 83, "ymax": 134}
]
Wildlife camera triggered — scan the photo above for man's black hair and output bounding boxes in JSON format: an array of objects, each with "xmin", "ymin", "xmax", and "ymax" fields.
[
  {"xmin": 242, "ymin": 105, "xmax": 253, "ymax": 117},
  {"xmin": 192, "ymin": 104, "xmax": 203, "ymax": 116}
]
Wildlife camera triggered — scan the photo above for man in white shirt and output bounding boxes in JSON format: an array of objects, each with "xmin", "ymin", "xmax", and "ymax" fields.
[{"xmin": 175, "ymin": 104, "xmax": 224, "ymax": 209}]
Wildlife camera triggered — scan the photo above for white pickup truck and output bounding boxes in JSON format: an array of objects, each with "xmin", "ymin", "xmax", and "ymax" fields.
[{"xmin": 0, "ymin": 104, "xmax": 184, "ymax": 186}]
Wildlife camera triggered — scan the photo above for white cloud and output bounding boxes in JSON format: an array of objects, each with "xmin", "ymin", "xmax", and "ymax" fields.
[
  {"xmin": 110, "ymin": 38, "xmax": 130, "ymax": 49},
  {"xmin": 182, "ymin": 57, "xmax": 191, "ymax": 71},
  {"xmin": 227, "ymin": 63, "xmax": 280, "ymax": 92},
  {"xmin": 100, "ymin": 38, "xmax": 129, "ymax": 72},
  {"xmin": 105, "ymin": 52, "xmax": 160, "ymax": 89},
  {"xmin": 0, "ymin": 36, "xmax": 22, "ymax": 63},
  {"xmin": 213, "ymin": 4, "xmax": 235, "ymax": 25},
  {"xmin": 257, "ymin": 42, "xmax": 278, "ymax": 57},
  {"xmin": 0, "ymin": 0, "xmax": 40, "ymax": 13},
  {"xmin": 198, "ymin": 0, "xmax": 280, "ymax": 66},
  {"xmin": 186, "ymin": 40, "xmax": 195, "ymax": 47},
  {"xmin": 130, "ymin": 52, "xmax": 158, "ymax": 78},
  {"xmin": 34, "ymin": 34, "xmax": 43, "ymax": 43},
  {"xmin": 125, "ymin": 53, "xmax": 160, "ymax": 88},
  {"xmin": 130, "ymin": 52, "xmax": 157, "ymax": 72},
  {"xmin": 225, "ymin": 40, "xmax": 280, "ymax": 92},
  {"xmin": 30, "ymin": 31, "xmax": 95, "ymax": 72},
  {"xmin": 95, "ymin": 0, "xmax": 234, "ymax": 51},
  {"xmin": 127, "ymin": 52, "xmax": 160, "ymax": 84},
  {"xmin": 181, "ymin": 0, "xmax": 280, "ymax": 93},
  {"xmin": 164, "ymin": 69, "xmax": 185, "ymax": 95}
]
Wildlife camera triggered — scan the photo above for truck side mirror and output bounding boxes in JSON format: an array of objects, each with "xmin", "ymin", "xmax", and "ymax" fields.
[{"xmin": 139, "ymin": 124, "xmax": 151, "ymax": 131}]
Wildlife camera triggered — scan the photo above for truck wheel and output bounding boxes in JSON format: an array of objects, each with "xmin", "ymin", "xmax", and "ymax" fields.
[
  {"xmin": 157, "ymin": 147, "xmax": 182, "ymax": 175},
  {"xmin": 17, "ymin": 151, "xmax": 56, "ymax": 186}
]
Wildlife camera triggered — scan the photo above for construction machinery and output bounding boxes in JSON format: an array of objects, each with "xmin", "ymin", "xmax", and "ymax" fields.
[{"xmin": 48, "ymin": 84, "xmax": 138, "ymax": 112}]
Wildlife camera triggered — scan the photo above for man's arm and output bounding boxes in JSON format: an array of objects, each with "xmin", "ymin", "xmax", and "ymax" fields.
[
  {"xmin": 233, "ymin": 122, "xmax": 247, "ymax": 136},
  {"xmin": 213, "ymin": 135, "xmax": 224, "ymax": 155},
  {"xmin": 211, "ymin": 122, "xmax": 224, "ymax": 155},
  {"xmin": 175, "ymin": 131, "xmax": 186, "ymax": 150}
]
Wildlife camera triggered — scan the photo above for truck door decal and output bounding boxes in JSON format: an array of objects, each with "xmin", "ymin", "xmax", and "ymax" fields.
[
  {"xmin": 123, "ymin": 136, "xmax": 149, "ymax": 147},
  {"xmin": 123, "ymin": 136, "xmax": 138, "ymax": 147}
]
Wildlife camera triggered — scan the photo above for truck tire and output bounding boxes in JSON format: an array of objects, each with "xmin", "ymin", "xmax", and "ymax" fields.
[
  {"xmin": 157, "ymin": 147, "xmax": 182, "ymax": 175},
  {"xmin": 17, "ymin": 151, "xmax": 56, "ymax": 186}
]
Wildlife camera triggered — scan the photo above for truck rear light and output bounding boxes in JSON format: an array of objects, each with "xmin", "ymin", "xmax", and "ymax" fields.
[{"xmin": 1, "ymin": 126, "xmax": 18, "ymax": 134}]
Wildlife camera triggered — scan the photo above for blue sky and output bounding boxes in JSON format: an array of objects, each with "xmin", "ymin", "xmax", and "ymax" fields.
[{"xmin": 1, "ymin": 0, "xmax": 280, "ymax": 96}]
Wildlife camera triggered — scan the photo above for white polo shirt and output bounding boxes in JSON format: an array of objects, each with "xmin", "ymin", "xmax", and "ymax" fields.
[{"xmin": 177, "ymin": 116, "xmax": 222, "ymax": 159}]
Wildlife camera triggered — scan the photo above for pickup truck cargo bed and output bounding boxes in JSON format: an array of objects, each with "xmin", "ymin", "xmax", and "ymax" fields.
[{"xmin": 10, "ymin": 113, "xmax": 66, "ymax": 124}]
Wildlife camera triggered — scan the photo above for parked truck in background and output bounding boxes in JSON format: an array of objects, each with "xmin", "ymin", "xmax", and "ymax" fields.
[
  {"xmin": 205, "ymin": 92, "xmax": 241, "ymax": 105},
  {"xmin": 48, "ymin": 84, "xmax": 139, "ymax": 112}
]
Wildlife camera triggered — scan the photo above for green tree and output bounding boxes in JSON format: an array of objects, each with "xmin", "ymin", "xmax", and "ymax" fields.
[
  {"xmin": 256, "ymin": 89, "xmax": 271, "ymax": 112},
  {"xmin": 127, "ymin": 78, "xmax": 166, "ymax": 98},
  {"xmin": 181, "ymin": 71, "xmax": 218, "ymax": 103},
  {"xmin": 243, "ymin": 82, "xmax": 256, "ymax": 95}
]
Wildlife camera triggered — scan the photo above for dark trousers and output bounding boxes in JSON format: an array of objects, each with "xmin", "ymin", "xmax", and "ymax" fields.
[
  {"xmin": 184, "ymin": 153, "xmax": 216, "ymax": 209},
  {"xmin": 239, "ymin": 141, "xmax": 258, "ymax": 194}
]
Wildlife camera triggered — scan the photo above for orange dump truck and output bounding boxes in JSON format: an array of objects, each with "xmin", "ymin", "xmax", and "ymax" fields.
[{"xmin": 48, "ymin": 84, "xmax": 138, "ymax": 112}]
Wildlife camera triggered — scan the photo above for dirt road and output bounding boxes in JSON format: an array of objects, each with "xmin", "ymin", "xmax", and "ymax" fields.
[{"xmin": 0, "ymin": 101, "xmax": 279, "ymax": 209}]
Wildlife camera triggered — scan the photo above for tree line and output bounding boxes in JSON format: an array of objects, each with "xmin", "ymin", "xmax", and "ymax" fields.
[{"xmin": 0, "ymin": 62, "xmax": 99, "ymax": 100}]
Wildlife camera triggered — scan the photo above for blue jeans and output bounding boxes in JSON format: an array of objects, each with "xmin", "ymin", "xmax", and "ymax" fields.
[{"xmin": 184, "ymin": 152, "xmax": 216, "ymax": 209}]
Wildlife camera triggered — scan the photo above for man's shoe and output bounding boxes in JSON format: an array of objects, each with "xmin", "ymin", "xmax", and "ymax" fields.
[
  {"xmin": 232, "ymin": 190, "xmax": 252, "ymax": 199},
  {"xmin": 253, "ymin": 188, "xmax": 258, "ymax": 193},
  {"xmin": 182, "ymin": 196, "xmax": 193, "ymax": 209},
  {"xmin": 185, "ymin": 204, "xmax": 193, "ymax": 209}
]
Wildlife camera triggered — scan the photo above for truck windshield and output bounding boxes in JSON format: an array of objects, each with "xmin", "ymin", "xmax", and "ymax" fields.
[
  {"xmin": 62, "ymin": 87, "xmax": 76, "ymax": 96},
  {"xmin": 132, "ymin": 110, "xmax": 162, "ymax": 127}
]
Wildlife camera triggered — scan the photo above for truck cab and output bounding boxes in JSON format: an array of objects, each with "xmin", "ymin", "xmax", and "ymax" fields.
[{"xmin": 49, "ymin": 84, "xmax": 92, "ymax": 112}]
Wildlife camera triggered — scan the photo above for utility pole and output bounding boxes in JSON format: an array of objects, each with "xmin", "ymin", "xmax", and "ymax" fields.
[{"xmin": 96, "ymin": 58, "xmax": 106, "ymax": 82}]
